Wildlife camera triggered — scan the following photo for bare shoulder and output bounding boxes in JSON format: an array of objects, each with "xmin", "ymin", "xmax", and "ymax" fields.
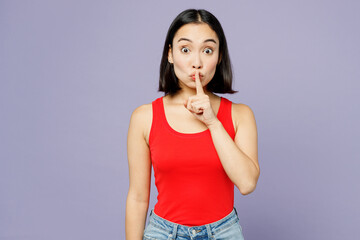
[
  {"xmin": 131, "ymin": 103, "xmax": 152, "ymax": 121},
  {"xmin": 231, "ymin": 102, "xmax": 256, "ymax": 125},
  {"xmin": 230, "ymin": 102, "xmax": 257, "ymax": 138},
  {"xmin": 129, "ymin": 103, "xmax": 153, "ymax": 144}
]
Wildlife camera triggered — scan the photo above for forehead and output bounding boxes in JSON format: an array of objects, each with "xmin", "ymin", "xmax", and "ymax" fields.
[{"xmin": 173, "ymin": 23, "xmax": 219, "ymax": 44}]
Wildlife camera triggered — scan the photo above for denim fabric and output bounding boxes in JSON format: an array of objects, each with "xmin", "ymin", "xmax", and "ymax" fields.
[{"xmin": 143, "ymin": 207, "xmax": 245, "ymax": 240}]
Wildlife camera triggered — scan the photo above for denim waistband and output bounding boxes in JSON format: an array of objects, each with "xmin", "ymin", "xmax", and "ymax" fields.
[{"xmin": 147, "ymin": 207, "xmax": 240, "ymax": 238}]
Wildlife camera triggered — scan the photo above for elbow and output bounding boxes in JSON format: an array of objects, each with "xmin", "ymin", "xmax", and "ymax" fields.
[
  {"xmin": 236, "ymin": 176, "xmax": 259, "ymax": 195},
  {"xmin": 237, "ymin": 182, "xmax": 257, "ymax": 195},
  {"xmin": 236, "ymin": 168, "xmax": 260, "ymax": 195}
]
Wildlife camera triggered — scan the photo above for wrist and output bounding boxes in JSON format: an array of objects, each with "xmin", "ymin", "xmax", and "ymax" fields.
[{"xmin": 207, "ymin": 119, "xmax": 222, "ymax": 131}]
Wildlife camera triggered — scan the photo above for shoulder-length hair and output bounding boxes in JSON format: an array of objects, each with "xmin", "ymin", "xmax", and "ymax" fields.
[{"xmin": 159, "ymin": 9, "xmax": 237, "ymax": 95}]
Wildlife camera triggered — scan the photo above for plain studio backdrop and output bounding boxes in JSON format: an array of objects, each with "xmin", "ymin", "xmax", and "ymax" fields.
[{"xmin": 1, "ymin": 0, "xmax": 359, "ymax": 239}]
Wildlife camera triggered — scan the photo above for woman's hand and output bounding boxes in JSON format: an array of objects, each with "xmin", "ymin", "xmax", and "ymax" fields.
[{"xmin": 184, "ymin": 70, "xmax": 219, "ymax": 127}]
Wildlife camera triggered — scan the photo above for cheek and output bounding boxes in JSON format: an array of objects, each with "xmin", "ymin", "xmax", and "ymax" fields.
[
  {"xmin": 207, "ymin": 61, "xmax": 217, "ymax": 72},
  {"xmin": 207, "ymin": 55, "xmax": 219, "ymax": 71},
  {"xmin": 205, "ymin": 57, "xmax": 219, "ymax": 78},
  {"xmin": 173, "ymin": 53, "xmax": 188, "ymax": 71}
]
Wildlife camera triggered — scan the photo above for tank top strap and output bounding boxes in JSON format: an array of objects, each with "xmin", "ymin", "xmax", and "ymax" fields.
[
  {"xmin": 152, "ymin": 97, "xmax": 165, "ymax": 122},
  {"xmin": 217, "ymin": 97, "xmax": 236, "ymax": 140},
  {"xmin": 149, "ymin": 97, "xmax": 164, "ymax": 144}
]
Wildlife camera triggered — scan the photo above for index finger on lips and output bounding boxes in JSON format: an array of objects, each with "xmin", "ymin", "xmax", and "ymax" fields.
[{"xmin": 195, "ymin": 70, "xmax": 204, "ymax": 95}]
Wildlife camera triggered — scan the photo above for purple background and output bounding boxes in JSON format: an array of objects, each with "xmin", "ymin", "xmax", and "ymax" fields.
[{"xmin": 1, "ymin": 0, "xmax": 359, "ymax": 239}]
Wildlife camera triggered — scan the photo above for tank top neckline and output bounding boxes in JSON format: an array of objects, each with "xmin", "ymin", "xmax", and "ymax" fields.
[{"xmin": 159, "ymin": 96, "xmax": 224, "ymax": 137}]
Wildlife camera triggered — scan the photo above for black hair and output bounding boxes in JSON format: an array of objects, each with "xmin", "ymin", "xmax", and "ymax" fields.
[{"xmin": 159, "ymin": 9, "xmax": 236, "ymax": 95}]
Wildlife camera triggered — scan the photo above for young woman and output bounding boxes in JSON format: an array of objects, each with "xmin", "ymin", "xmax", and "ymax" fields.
[{"xmin": 126, "ymin": 9, "xmax": 260, "ymax": 240}]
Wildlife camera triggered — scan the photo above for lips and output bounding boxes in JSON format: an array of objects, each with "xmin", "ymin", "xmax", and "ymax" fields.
[{"xmin": 190, "ymin": 73, "xmax": 204, "ymax": 79}]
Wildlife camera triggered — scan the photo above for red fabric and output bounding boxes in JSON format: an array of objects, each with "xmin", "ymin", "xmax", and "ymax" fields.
[{"xmin": 149, "ymin": 96, "xmax": 236, "ymax": 226}]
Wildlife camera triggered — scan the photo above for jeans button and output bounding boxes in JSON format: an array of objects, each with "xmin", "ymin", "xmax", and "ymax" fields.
[{"xmin": 192, "ymin": 229, "xmax": 196, "ymax": 235}]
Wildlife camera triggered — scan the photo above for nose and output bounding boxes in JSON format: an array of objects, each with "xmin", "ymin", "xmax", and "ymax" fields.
[{"xmin": 192, "ymin": 53, "xmax": 202, "ymax": 69}]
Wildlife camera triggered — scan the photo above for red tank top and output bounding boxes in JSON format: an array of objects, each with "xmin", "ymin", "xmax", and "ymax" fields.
[{"xmin": 149, "ymin": 96, "xmax": 235, "ymax": 226}]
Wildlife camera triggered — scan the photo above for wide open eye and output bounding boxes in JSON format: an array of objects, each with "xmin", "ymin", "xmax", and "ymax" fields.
[
  {"xmin": 181, "ymin": 47, "xmax": 190, "ymax": 53},
  {"xmin": 204, "ymin": 48, "xmax": 213, "ymax": 54}
]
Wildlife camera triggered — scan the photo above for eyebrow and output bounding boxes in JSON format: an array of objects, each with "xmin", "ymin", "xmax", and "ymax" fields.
[{"xmin": 177, "ymin": 37, "xmax": 217, "ymax": 44}]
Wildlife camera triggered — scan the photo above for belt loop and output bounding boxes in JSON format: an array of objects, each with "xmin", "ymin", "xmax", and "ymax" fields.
[
  {"xmin": 206, "ymin": 224, "xmax": 213, "ymax": 239},
  {"xmin": 170, "ymin": 224, "xmax": 178, "ymax": 240}
]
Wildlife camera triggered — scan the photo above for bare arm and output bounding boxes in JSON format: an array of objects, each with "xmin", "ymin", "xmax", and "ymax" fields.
[
  {"xmin": 185, "ymin": 70, "xmax": 260, "ymax": 195},
  {"xmin": 208, "ymin": 104, "xmax": 260, "ymax": 195},
  {"xmin": 125, "ymin": 104, "xmax": 152, "ymax": 239}
]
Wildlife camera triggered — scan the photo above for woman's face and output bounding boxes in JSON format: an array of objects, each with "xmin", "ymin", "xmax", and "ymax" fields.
[{"xmin": 168, "ymin": 23, "xmax": 220, "ymax": 91}]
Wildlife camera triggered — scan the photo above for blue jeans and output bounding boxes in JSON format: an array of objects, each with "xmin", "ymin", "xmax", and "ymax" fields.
[{"xmin": 143, "ymin": 207, "xmax": 245, "ymax": 240}]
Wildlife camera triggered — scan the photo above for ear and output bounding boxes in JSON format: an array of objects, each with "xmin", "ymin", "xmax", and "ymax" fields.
[
  {"xmin": 217, "ymin": 53, "xmax": 222, "ymax": 65},
  {"xmin": 168, "ymin": 44, "xmax": 173, "ymax": 64}
]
